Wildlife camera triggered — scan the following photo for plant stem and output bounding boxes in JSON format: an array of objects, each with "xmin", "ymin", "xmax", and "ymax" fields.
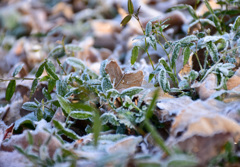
[
  {"xmin": 144, "ymin": 119, "xmax": 171, "ymax": 155},
  {"xmin": 0, "ymin": 77, "xmax": 36, "ymax": 82},
  {"xmin": 133, "ymin": 15, "xmax": 155, "ymax": 70}
]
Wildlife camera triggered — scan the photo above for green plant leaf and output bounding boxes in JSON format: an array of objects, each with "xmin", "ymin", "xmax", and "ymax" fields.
[
  {"xmin": 22, "ymin": 102, "xmax": 38, "ymax": 111},
  {"xmin": 5, "ymin": 80, "xmax": 16, "ymax": 101},
  {"xmin": 14, "ymin": 112, "xmax": 36, "ymax": 131},
  {"xmin": 121, "ymin": 87, "xmax": 144, "ymax": 98},
  {"xmin": 70, "ymin": 111, "xmax": 93, "ymax": 120},
  {"xmin": 12, "ymin": 63, "xmax": 24, "ymax": 77},
  {"xmin": 48, "ymin": 45, "xmax": 65, "ymax": 59},
  {"xmin": 179, "ymin": 35, "xmax": 198, "ymax": 45},
  {"xmin": 121, "ymin": 15, "xmax": 132, "ymax": 26},
  {"xmin": 56, "ymin": 80, "xmax": 68, "ymax": 97},
  {"xmin": 100, "ymin": 60, "xmax": 108, "ymax": 77},
  {"xmin": 145, "ymin": 21, "xmax": 152, "ymax": 36},
  {"xmin": 42, "ymin": 87, "xmax": 52, "ymax": 100},
  {"xmin": 206, "ymin": 41, "xmax": 219, "ymax": 62},
  {"xmin": 128, "ymin": 0, "xmax": 134, "ymax": 14},
  {"xmin": 233, "ymin": 16, "xmax": 240, "ymax": 31},
  {"xmin": 204, "ymin": 0, "xmax": 222, "ymax": 34},
  {"xmin": 65, "ymin": 57, "xmax": 85, "ymax": 70},
  {"xmin": 101, "ymin": 113, "xmax": 119, "ymax": 126},
  {"xmin": 45, "ymin": 61, "xmax": 59, "ymax": 80},
  {"xmin": 183, "ymin": 46, "xmax": 191, "ymax": 65},
  {"xmin": 158, "ymin": 69, "xmax": 170, "ymax": 92},
  {"xmin": 189, "ymin": 70, "xmax": 199, "ymax": 81},
  {"xmin": 146, "ymin": 35, "xmax": 157, "ymax": 50},
  {"xmin": 131, "ymin": 46, "xmax": 139, "ymax": 65},
  {"xmin": 57, "ymin": 95, "xmax": 71, "ymax": 114},
  {"xmin": 53, "ymin": 120, "xmax": 80, "ymax": 140},
  {"xmin": 168, "ymin": 4, "xmax": 198, "ymax": 20},
  {"xmin": 101, "ymin": 77, "xmax": 113, "ymax": 92},
  {"xmin": 171, "ymin": 43, "xmax": 180, "ymax": 69},
  {"xmin": 30, "ymin": 79, "xmax": 38, "ymax": 97},
  {"xmin": 35, "ymin": 62, "xmax": 45, "ymax": 78},
  {"xmin": 36, "ymin": 108, "xmax": 43, "ymax": 121},
  {"xmin": 65, "ymin": 44, "xmax": 81, "ymax": 52},
  {"xmin": 93, "ymin": 111, "xmax": 101, "ymax": 146},
  {"xmin": 47, "ymin": 78, "xmax": 55, "ymax": 93}
]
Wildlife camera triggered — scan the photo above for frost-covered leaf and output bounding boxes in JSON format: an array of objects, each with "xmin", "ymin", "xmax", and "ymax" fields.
[
  {"xmin": 65, "ymin": 44, "xmax": 81, "ymax": 52},
  {"xmin": 86, "ymin": 79, "xmax": 101, "ymax": 85},
  {"xmin": 65, "ymin": 57, "xmax": 85, "ymax": 70},
  {"xmin": 189, "ymin": 19, "xmax": 215, "ymax": 30},
  {"xmin": 206, "ymin": 41, "xmax": 219, "ymax": 62},
  {"xmin": 168, "ymin": 4, "xmax": 198, "ymax": 20},
  {"xmin": 101, "ymin": 77, "xmax": 113, "ymax": 92},
  {"xmin": 12, "ymin": 63, "xmax": 24, "ymax": 77},
  {"xmin": 233, "ymin": 16, "xmax": 240, "ymax": 31},
  {"xmin": 100, "ymin": 60, "xmax": 108, "ymax": 77},
  {"xmin": 45, "ymin": 61, "xmax": 59, "ymax": 80},
  {"xmin": 56, "ymin": 80, "xmax": 68, "ymax": 97},
  {"xmin": 158, "ymin": 69, "xmax": 170, "ymax": 92},
  {"xmin": 70, "ymin": 111, "xmax": 93, "ymax": 120},
  {"xmin": 57, "ymin": 95, "xmax": 71, "ymax": 114},
  {"xmin": 179, "ymin": 35, "xmax": 198, "ymax": 45},
  {"xmin": 48, "ymin": 45, "xmax": 65, "ymax": 58},
  {"xmin": 178, "ymin": 80, "xmax": 190, "ymax": 90},
  {"xmin": 145, "ymin": 21, "xmax": 152, "ymax": 36},
  {"xmin": 14, "ymin": 112, "xmax": 37, "ymax": 130},
  {"xmin": 189, "ymin": 70, "xmax": 199, "ymax": 81},
  {"xmin": 22, "ymin": 102, "xmax": 38, "ymax": 112},
  {"xmin": 66, "ymin": 57, "xmax": 85, "ymax": 70},
  {"xmin": 146, "ymin": 35, "xmax": 157, "ymax": 50},
  {"xmin": 171, "ymin": 43, "xmax": 180, "ymax": 69},
  {"xmin": 53, "ymin": 120, "xmax": 80, "ymax": 140},
  {"xmin": 101, "ymin": 113, "xmax": 119, "ymax": 126},
  {"xmin": 120, "ymin": 87, "xmax": 144, "ymax": 98}
]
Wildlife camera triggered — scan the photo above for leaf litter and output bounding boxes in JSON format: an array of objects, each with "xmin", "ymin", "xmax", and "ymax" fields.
[{"xmin": 0, "ymin": 0, "xmax": 240, "ymax": 166}]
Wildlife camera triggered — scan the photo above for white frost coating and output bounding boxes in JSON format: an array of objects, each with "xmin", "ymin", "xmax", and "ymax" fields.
[{"xmin": 106, "ymin": 136, "xmax": 142, "ymax": 154}]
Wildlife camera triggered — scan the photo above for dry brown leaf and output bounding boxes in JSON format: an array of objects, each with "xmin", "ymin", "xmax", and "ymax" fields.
[
  {"xmin": 1, "ymin": 129, "xmax": 61, "ymax": 157},
  {"xmin": 105, "ymin": 60, "xmax": 144, "ymax": 91},
  {"xmin": 178, "ymin": 133, "xmax": 232, "ymax": 164},
  {"xmin": 167, "ymin": 99, "xmax": 240, "ymax": 163},
  {"xmin": 227, "ymin": 68, "xmax": 240, "ymax": 90},
  {"xmin": 155, "ymin": 96, "xmax": 193, "ymax": 122},
  {"xmin": 106, "ymin": 136, "xmax": 142, "ymax": 154},
  {"xmin": 194, "ymin": 73, "xmax": 217, "ymax": 100}
]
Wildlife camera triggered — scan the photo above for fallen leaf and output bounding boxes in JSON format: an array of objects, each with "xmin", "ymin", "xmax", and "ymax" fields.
[
  {"xmin": 227, "ymin": 68, "xmax": 240, "ymax": 90},
  {"xmin": 167, "ymin": 99, "xmax": 240, "ymax": 164},
  {"xmin": 107, "ymin": 136, "xmax": 142, "ymax": 154},
  {"xmin": 193, "ymin": 73, "xmax": 217, "ymax": 100},
  {"xmin": 1, "ymin": 129, "xmax": 61, "ymax": 157},
  {"xmin": 105, "ymin": 60, "xmax": 144, "ymax": 91}
]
